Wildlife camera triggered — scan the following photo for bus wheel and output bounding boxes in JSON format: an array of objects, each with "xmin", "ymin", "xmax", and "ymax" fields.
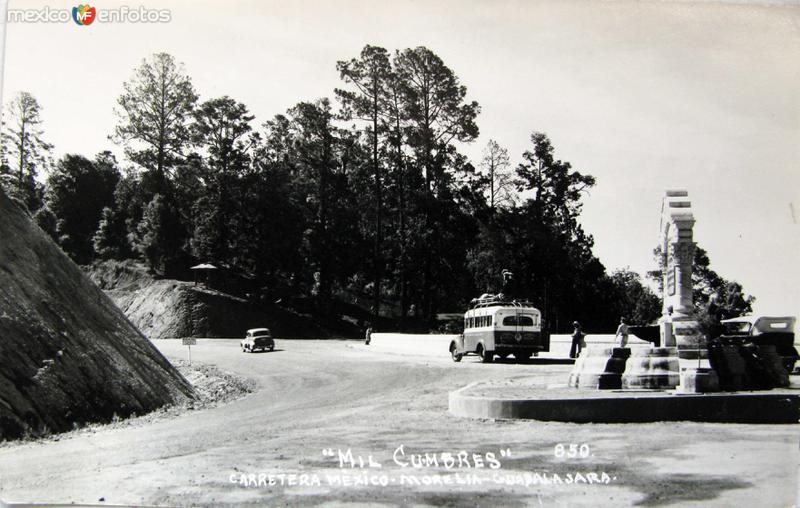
[
  {"xmin": 450, "ymin": 343, "xmax": 463, "ymax": 363},
  {"xmin": 479, "ymin": 345, "xmax": 494, "ymax": 364}
]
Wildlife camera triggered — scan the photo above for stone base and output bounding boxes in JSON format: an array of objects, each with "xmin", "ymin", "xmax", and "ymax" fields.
[
  {"xmin": 622, "ymin": 347, "xmax": 680, "ymax": 389},
  {"xmin": 569, "ymin": 347, "xmax": 630, "ymax": 390},
  {"xmin": 676, "ymin": 367, "xmax": 720, "ymax": 393},
  {"xmin": 677, "ymin": 348, "xmax": 709, "ymax": 360},
  {"xmin": 673, "ymin": 319, "xmax": 706, "ymax": 350}
]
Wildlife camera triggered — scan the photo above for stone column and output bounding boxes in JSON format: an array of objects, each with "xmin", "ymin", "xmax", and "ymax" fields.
[{"xmin": 658, "ymin": 190, "xmax": 705, "ymax": 358}]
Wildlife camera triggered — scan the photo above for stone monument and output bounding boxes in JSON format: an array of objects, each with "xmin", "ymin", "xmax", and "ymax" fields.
[
  {"xmin": 658, "ymin": 190, "xmax": 718, "ymax": 392},
  {"xmin": 567, "ymin": 189, "xmax": 715, "ymax": 392},
  {"xmin": 658, "ymin": 190, "xmax": 705, "ymax": 359}
]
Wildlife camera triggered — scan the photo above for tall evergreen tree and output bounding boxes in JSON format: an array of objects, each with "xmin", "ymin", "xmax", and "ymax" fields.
[
  {"xmin": 288, "ymin": 99, "xmax": 363, "ymax": 303},
  {"xmin": 336, "ymin": 45, "xmax": 393, "ymax": 319},
  {"xmin": 0, "ymin": 91, "xmax": 53, "ymax": 210},
  {"xmin": 394, "ymin": 47, "xmax": 480, "ymax": 195},
  {"xmin": 189, "ymin": 96, "xmax": 255, "ymax": 263},
  {"xmin": 479, "ymin": 139, "xmax": 515, "ymax": 213},
  {"xmin": 393, "ymin": 46, "xmax": 480, "ymax": 319},
  {"xmin": 112, "ymin": 53, "xmax": 197, "ymax": 192}
]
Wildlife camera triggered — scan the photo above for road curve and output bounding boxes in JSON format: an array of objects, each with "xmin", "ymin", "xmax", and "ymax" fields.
[{"xmin": 0, "ymin": 339, "xmax": 797, "ymax": 507}]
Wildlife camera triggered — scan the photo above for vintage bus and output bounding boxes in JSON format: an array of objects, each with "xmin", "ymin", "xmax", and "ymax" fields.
[{"xmin": 449, "ymin": 296, "xmax": 549, "ymax": 363}]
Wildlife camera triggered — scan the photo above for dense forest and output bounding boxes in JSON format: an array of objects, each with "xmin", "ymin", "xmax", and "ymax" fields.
[{"xmin": 0, "ymin": 46, "xmax": 753, "ymax": 333}]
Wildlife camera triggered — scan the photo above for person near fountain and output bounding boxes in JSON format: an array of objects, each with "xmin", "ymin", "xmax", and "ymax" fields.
[
  {"xmin": 616, "ymin": 317, "xmax": 629, "ymax": 347},
  {"xmin": 569, "ymin": 321, "xmax": 585, "ymax": 358}
]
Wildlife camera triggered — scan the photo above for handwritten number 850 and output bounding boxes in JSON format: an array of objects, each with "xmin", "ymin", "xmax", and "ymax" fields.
[{"xmin": 554, "ymin": 443, "xmax": 590, "ymax": 458}]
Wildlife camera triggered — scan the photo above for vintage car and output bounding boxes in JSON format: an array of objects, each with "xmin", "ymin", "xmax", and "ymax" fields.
[
  {"xmin": 241, "ymin": 327, "xmax": 275, "ymax": 353},
  {"xmin": 719, "ymin": 315, "xmax": 798, "ymax": 372}
]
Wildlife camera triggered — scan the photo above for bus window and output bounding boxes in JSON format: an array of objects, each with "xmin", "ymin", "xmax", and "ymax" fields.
[{"xmin": 502, "ymin": 316, "xmax": 534, "ymax": 326}]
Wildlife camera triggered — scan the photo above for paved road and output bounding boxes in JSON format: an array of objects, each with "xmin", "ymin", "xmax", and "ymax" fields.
[{"xmin": 0, "ymin": 339, "xmax": 797, "ymax": 507}]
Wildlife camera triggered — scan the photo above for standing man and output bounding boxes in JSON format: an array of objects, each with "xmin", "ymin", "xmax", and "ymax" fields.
[
  {"xmin": 616, "ymin": 317, "xmax": 629, "ymax": 348},
  {"xmin": 364, "ymin": 323, "xmax": 373, "ymax": 345},
  {"xmin": 706, "ymin": 294, "xmax": 725, "ymax": 339},
  {"xmin": 500, "ymin": 269, "xmax": 517, "ymax": 301},
  {"xmin": 569, "ymin": 321, "xmax": 585, "ymax": 359}
]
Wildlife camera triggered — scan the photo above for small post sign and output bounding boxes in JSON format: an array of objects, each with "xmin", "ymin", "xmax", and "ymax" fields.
[{"xmin": 182, "ymin": 337, "xmax": 197, "ymax": 365}]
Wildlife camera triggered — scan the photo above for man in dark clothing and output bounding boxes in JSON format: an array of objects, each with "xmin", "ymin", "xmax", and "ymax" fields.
[
  {"xmin": 500, "ymin": 269, "xmax": 517, "ymax": 300},
  {"xmin": 570, "ymin": 321, "xmax": 585, "ymax": 359},
  {"xmin": 706, "ymin": 294, "xmax": 725, "ymax": 339}
]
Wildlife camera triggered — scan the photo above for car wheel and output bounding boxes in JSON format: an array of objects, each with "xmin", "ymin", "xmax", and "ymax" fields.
[
  {"xmin": 450, "ymin": 343, "xmax": 462, "ymax": 363},
  {"xmin": 269, "ymin": 344, "xmax": 275, "ymax": 352}
]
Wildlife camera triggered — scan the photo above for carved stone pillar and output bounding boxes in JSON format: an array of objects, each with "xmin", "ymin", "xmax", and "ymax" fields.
[{"xmin": 658, "ymin": 190, "xmax": 705, "ymax": 357}]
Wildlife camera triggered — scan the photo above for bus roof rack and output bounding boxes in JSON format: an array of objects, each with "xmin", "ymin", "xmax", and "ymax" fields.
[{"xmin": 468, "ymin": 294, "xmax": 536, "ymax": 310}]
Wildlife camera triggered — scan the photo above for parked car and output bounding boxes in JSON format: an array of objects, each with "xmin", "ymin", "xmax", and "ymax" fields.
[
  {"xmin": 719, "ymin": 315, "xmax": 798, "ymax": 372},
  {"xmin": 241, "ymin": 328, "xmax": 275, "ymax": 353}
]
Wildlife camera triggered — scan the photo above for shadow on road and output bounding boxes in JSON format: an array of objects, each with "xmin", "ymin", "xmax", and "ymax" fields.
[{"xmin": 462, "ymin": 356, "xmax": 576, "ymax": 365}]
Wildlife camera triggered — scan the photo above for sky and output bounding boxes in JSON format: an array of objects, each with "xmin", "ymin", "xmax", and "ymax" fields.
[{"xmin": 1, "ymin": 0, "xmax": 799, "ymax": 317}]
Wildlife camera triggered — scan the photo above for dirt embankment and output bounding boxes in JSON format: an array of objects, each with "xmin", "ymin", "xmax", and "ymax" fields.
[
  {"xmin": 0, "ymin": 190, "xmax": 195, "ymax": 440},
  {"xmin": 87, "ymin": 260, "xmax": 343, "ymax": 340}
]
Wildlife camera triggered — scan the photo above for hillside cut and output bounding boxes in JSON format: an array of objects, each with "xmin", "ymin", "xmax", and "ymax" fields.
[{"xmin": 0, "ymin": 191, "xmax": 194, "ymax": 440}]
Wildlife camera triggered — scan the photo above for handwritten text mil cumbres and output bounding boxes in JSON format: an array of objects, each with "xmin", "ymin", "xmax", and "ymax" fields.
[{"xmin": 229, "ymin": 444, "xmax": 619, "ymax": 489}]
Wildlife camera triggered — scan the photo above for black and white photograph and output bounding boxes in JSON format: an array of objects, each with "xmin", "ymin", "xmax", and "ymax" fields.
[{"xmin": 0, "ymin": 0, "xmax": 798, "ymax": 506}]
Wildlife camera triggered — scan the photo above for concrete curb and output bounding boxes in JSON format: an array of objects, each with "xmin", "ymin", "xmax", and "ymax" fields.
[
  {"xmin": 448, "ymin": 383, "xmax": 800, "ymax": 423},
  {"xmin": 366, "ymin": 333, "xmax": 651, "ymax": 360}
]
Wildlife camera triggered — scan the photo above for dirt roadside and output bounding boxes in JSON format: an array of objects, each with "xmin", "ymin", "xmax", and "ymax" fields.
[{"xmin": 0, "ymin": 339, "xmax": 797, "ymax": 507}]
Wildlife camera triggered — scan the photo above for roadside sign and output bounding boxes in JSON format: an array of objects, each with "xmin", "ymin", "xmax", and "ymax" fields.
[{"xmin": 182, "ymin": 337, "xmax": 196, "ymax": 365}]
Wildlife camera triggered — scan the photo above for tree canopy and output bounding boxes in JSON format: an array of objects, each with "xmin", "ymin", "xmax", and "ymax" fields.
[{"xmin": 0, "ymin": 47, "xmax": 759, "ymax": 334}]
